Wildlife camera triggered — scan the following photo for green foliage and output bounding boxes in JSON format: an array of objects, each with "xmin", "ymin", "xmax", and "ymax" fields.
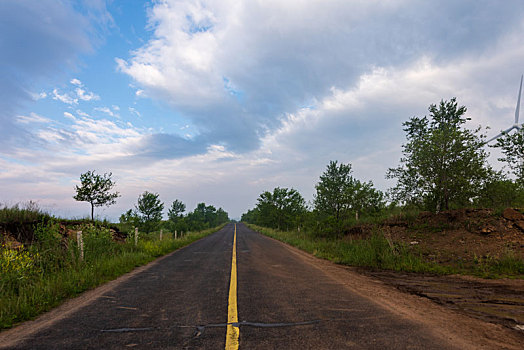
[
  {"xmin": 249, "ymin": 187, "xmax": 306, "ymax": 231},
  {"xmin": 248, "ymin": 224, "xmax": 442, "ymax": 273},
  {"xmin": 475, "ymin": 177, "xmax": 524, "ymax": 209},
  {"xmin": 73, "ymin": 170, "xmax": 119, "ymax": 220},
  {"xmin": 387, "ymin": 98, "xmax": 491, "ymax": 212},
  {"xmin": 314, "ymin": 161, "xmax": 353, "ymax": 222},
  {"xmin": 249, "ymin": 224, "xmax": 523, "ymax": 278},
  {"xmin": 135, "ymin": 191, "xmax": 164, "ymax": 233},
  {"xmin": 314, "ymin": 161, "xmax": 385, "ymax": 235},
  {"xmin": 119, "ymin": 208, "xmax": 139, "ymax": 232},
  {"xmin": 168, "ymin": 199, "xmax": 185, "ymax": 221},
  {"xmin": 0, "ymin": 244, "xmax": 41, "ymax": 292},
  {"xmin": 185, "ymin": 203, "xmax": 229, "ymax": 231},
  {"xmin": 0, "ymin": 201, "xmax": 47, "ymax": 225},
  {"xmin": 493, "ymin": 128, "xmax": 524, "ymax": 186}
]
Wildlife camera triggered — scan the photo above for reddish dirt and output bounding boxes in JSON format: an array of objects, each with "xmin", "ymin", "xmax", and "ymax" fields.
[
  {"xmin": 351, "ymin": 208, "xmax": 524, "ymax": 267},
  {"xmin": 360, "ymin": 269, "xmax": 524, "ymax": 332}
]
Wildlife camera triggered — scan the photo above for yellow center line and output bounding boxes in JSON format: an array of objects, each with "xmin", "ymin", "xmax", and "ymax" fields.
[{"xmin": 225, "ymin": 224, "xmax": 239, "ymax": 350}]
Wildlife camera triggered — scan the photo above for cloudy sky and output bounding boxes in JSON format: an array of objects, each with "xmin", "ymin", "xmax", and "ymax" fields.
[{"xmin": 2, "ymin": 0, "xmax": 524, "ymax": 220}]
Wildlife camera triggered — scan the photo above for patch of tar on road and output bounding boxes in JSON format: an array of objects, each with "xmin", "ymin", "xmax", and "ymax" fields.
[
  {"xmin": 101, "ymin": 327, "xmax": 154, "ymax": 333},
  {"xmin": 99, "ymin": 319, "xmax": 323, "ymax": 336}
]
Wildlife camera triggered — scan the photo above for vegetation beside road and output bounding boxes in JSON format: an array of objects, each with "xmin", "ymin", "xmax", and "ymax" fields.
[
  {"xmin": 0, "ymin": 204, "xmax": 225, "ymax": 330},
  {"xmin": 247, "ymin": 223, "xmax": 524, "ymax": 279},
  {"xmin": 242, "ymin": 98, "xmax": 524, "ymax": 279}
]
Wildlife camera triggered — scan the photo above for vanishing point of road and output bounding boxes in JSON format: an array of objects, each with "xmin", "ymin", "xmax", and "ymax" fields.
[{"xmin": 0, "ymin": 223, "xmax": 521, "ymax": 349}]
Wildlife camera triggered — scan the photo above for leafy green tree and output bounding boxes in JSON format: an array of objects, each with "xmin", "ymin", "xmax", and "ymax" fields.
[
  {"xmin": 475, "ymin": 177, "xmax": 524, "ymax": 209},
  {"xmin": 314, "ymin": 161, "xmax": 353, "ymax": 222},
  {"xmin": 168, "ymin": 199, "xmax": 186, "ymax": 220},
  {"xmin": 387, "ymin": 98, "xmax": 491, "ymax": 212},
  {"xmin": 241, "ymin": 208, "xmax": 260, "ymax": 223},
  {"xmin": 167, "ymin": 199, "xmax": 185, "ymax": 231},
  {"xmin": 216, "ymin": 208, "xmax": 229, "ymax": 224},
  {"xmin": 73, "ymin": 170, "xmax": 119, "ymax": 220},
  {"xmin": 135, "ymin": 191, "xmax": 164, "ymax": 233},
  {"xmin": 119, "ymin": 209, "xmax": 139, "ymax": 233},
  {"xmin": 314, "ymin": 161, "xmax": 384, "ymax": 235},
  {"xmin": 494, "ymin": 129, "xmax": 524, "ymax": 186},
  {"xmin": 255, "ymin": 187, "xmax": 306, "ymax": 230},
  {"xmin": 350, "ymin": 179, "xmax": 385, "ymax": 220},
  {"xmin": 185, "ymin": 203, "xmax": 229, "ymax": 231}
]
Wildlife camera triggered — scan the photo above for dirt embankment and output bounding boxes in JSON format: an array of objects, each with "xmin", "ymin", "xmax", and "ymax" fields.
[
  {"xmin": 348, "ymin": 208, "xmax": 524, "ymax": 266},
  {"xmin": 0, "ymin": 220, "xmax": 127, "ymax": 248}
]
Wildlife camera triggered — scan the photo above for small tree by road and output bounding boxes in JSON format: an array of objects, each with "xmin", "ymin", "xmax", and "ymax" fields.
[
  {"xmin": 494, "ymin": 129, "xmax": 524, "ymax": 187},
  {"xmin": 387, "ymin": 98, "xmax": 491, "ymax": 212},
  {"xmin": 314, "ymin": 161, "xmax": 384, "ymax": 235},
  {"xmin": 136, "ymin": 191, "xmax": 164, "ymax": 233},
  {"xmin": 73, "ymin": 170, "xmax": 119, "ymax": 220},
  {"xmin": 168, "ymin": 199, "xmax": 186, "ymax": 232}
]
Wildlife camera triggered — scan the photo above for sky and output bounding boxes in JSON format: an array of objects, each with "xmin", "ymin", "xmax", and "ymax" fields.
[{"xmin": 2, "ymin": 0, "xmax": 524, "ymax": 221}]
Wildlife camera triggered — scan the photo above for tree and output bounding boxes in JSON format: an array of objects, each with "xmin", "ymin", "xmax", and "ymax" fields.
[
  {"xmin": 350, "ymin": 179, "xmax": 385, "ymax": 221},
  {"xmin": 167, "ymin": 199, "xmax": 186, "ymax": 223},
  {"xmin": 387, "ymin": 98, "xmax": 491, "ymax": 212},
  {"xmin": 314, "ymin": 161, "xmax": 384, "ymax": 235},
  {"xmin": 255, "ymin": 187, "xmax": 306, "ymax": 230},
  {"xmin": 135, "ymin": 191, "xmax": 164, "ymax": 233},
  {"xmin": 73, "ymin": 170, "xmax": 119, "ymax": 221},
  {"xmin": 185, "ymin": 203, "xmax": 229, "ymax": 231},
  {"xmin": 494, "ymin": 129, "xmax": 524, "ymax": 186},
  {"xmin": 314, "ymin": 161, "xmax": 353, "ymax": 222}
]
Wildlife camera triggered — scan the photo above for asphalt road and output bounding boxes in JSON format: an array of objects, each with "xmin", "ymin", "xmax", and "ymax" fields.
[{"xmin": 2, "ymin": 223, "xmax": 472, "ymax": 349}]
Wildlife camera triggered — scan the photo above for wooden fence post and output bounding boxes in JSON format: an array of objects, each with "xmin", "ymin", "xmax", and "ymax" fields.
[
  {"xmin": 77, "ymin": 231, "xmax": 84, "ymax": 261},
  {"xmin": 134, "ymin": 227, "xmax": 139, "ymax": 246},
  {"xmin": 160, "ymin": 229, "xmax": 163, "ymax": 241},
  {"xmin": 175, "ymin": 230, "xmax": 178, "ymax": 239}
]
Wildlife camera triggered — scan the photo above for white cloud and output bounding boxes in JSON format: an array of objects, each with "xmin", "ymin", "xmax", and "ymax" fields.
[
  {"xmin": 63, "ymin": 112, "xmax": 76, "ymax": 120},
  {"xmin": 5, "ymin": 0, "xmax": 524, "ymax": 220},
  {"xmin": 52, "ymin": 89, "xmax": 78, "ymax": 105},
  {"xmin": 116, "ymin": 0, "xmax": 524, "ymax": 155},
  {"xmin": 70, "ymin": 78, "xmax": 83, "ymax": 86},
  {"xmin": 128, "ymin": 107, "xmax": 141, "ymax": 117},
  {"xmin": 16, "ymin": 112, "xmax": 51, "ymax": 124},
  {"xmin": 30, "ymin": 92, "xmax": 47, "ymax": 100},
  {"xmin": 94, "ymin": 106, "xmax": 116, "ymax": 117},
  {"xmin": 75, "ymin": 87, "xmax": 100, "ymax": 101}
]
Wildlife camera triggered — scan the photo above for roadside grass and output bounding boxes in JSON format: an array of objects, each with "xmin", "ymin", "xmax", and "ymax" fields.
[
  {"xmin": 0, "ymin": 202, "xmax": 48, "ymax": 224},
  {"xmin": 247, "ymin": 224, "xmax": 524, "ymax": 278},
  {"xmin": 0, "ymin": 223, "xmax": 225, "ymax": 330}
]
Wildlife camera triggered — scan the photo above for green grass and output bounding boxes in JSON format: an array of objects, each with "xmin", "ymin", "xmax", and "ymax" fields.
[
  {"xmin": 0, "ymin": 223, "xmax": 225, "ymax": 330},
  {"xmin": 247, "ymin": 224, "xmax": 524, "ymax": 278},
  {"xmin": 0, "ymin": 202, "xmax": 48, "ymax": 224},
  {"xmin": 248, "ymin": 224, "xmax": 448, "ymax": 273}
]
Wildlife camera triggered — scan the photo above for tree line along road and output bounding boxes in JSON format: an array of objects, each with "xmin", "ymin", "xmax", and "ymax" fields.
[{"xmin": 0, "ymin": 223, "xmax": 521, "ymax": 349}]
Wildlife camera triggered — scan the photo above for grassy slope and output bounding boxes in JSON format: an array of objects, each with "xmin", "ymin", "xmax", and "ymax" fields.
[{"xmin": 247, "ymin": 224, "xmax": 524, "ymax": 279}]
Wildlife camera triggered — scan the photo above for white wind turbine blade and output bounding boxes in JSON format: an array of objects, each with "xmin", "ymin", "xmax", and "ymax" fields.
[
  {"xmin": 486, "ymin": 125, "xmax": 516, "ymax": 144},
  {"xmin": 515, "ymin": 75, "xmax": 523, "ymax": 124}
]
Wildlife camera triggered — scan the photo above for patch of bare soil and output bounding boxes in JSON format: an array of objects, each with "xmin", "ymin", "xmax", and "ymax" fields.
[
  {"xmin": 360, "ymin": 269, "xmax": 524, "ymax": 332},
  {"xmin": 354, "ymin": 208, "xmax": 524, "ymax": 267}
]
